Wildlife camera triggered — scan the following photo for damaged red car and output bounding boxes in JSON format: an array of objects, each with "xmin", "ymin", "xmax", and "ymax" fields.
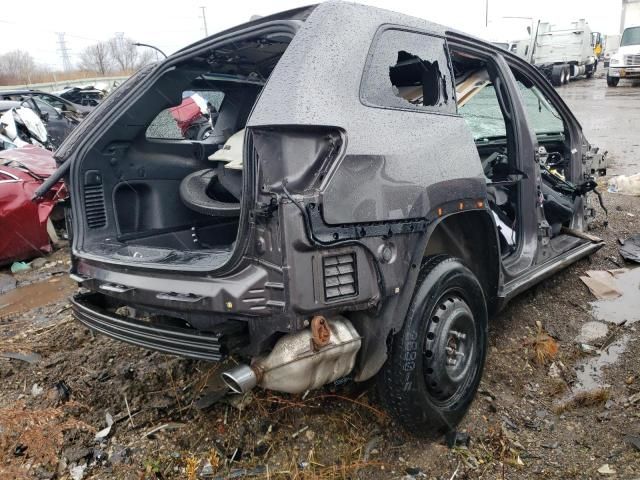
[{"xmin": 0, "ymin": 146, "xmax": 68, "ymax": 265}]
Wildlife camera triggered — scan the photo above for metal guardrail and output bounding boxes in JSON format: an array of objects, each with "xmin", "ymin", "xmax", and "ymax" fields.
[{"xmin": 0, "ymin": 76, "xmax": 130, "ymax": 93}]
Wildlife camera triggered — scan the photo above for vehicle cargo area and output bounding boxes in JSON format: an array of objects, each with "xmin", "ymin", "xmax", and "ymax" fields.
[{"xmin": 73, "ymin": 31, "xmax": 295, "ymax": 270}]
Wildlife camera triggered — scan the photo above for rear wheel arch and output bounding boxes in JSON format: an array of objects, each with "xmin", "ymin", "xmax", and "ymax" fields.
[
  {"xmin": 422, "ymin": 210, "xmax": 501, "ymax": 314},
  {"xmin": 351, "ymin": 209, "xmax": 501, "ymax": 382}
]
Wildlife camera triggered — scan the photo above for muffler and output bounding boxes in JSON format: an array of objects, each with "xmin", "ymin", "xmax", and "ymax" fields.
[{"xmin": 221, "ymin": 316, "xmax": 361, "ymax": 394}]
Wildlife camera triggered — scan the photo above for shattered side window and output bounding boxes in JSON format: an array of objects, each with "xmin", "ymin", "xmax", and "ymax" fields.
[
  {"xmin": 146, "ymin": 91, "xmax": 225, "ymax": 140},
  {"xmin": 361, "ymin": 28, "xmax": 454, "ymax": 114}
]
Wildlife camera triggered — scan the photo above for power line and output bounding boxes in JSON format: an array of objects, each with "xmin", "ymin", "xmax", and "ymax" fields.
[{"xmin": 56, "ymin": 32, "xmax": 73, "ymax": 71}]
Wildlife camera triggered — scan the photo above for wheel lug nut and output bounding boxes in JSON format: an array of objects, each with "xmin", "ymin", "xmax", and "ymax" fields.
[{"xmin": 451, "ymin": 330, "xmax": 466, "ymax": 340}]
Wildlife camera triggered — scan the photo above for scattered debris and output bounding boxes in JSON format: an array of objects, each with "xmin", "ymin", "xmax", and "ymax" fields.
[
  {"xmin": 13, "ymin": 444, "xmax": 28, "ymax": 456},
  {"xmin": 194, "ymin": 386, "xmax": 228, "ymax": 410},
  {"xmin": 608, "ymin": 173, "xmax": 640, "ymax": 196},
  {"xmin": 143, "ymin": 422, "xmax": 184, "ymax": 439},
  {"xmin": 541, "ymin": 441, "xmax": 559, "ymax": 449},
  {"xmin": 31, "ymin": 383, "xmax": 44, "ymax": 396},
  {"xmin": 209, "ymin": 466, "xmax": 266, "ymax": 479},
  {"xmin": 226, "ymin": 392, "xmax": 254, "ymax": 411},
  {"xmin": 624, "ymin": 434, "xmax": 640, "ymax": 451},
  {"xmin": 579, "ymin": 343, "xmax": 598, "ymax": 353},
  {"xmin": 579, "ymin": 270, "xmax": 622, "ymax": 300},
  {"xmin": 54, "ymin": 380, "xmax": 72, "ymax": 403},
  {"xmin": 0, "ymin": 351, "xmax": 42, "ymax": 364},
  {"xmin": 94, "ymin": 412, "xmax": 114, "ymax": 442},
  {"xmin": 619, "ymin": 234, "xmax": 640, "ymax": 263},
  {"xmin": 627, "ymin": 392, "xmax": 640, "ymax": 405},
  {"xmin": 69, "ymin": 463, "xmax": 87, "ymax": 480},
  {"xmin": 576, "ymin": 321, "xmax": 609, "ymax": 343},
  {"xmin": 445, "ymin": 430, "xmax": 470, "ymax": 448},
  {"xmin": 10, "ymin": 262, "xmax": 31, "ymax": 273},
  {"xmin": 597, "ymin": 463, "xmax": 616, "ymax": 475}
]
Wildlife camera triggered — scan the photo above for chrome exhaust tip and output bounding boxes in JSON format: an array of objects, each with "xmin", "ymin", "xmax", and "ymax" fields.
[{"xmin": 221, "ymin": 364, "xmax": 257, "ymax": 394}]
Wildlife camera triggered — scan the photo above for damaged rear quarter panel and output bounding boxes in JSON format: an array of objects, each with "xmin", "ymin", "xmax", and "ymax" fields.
[{"xmin": 249, "ymin": 3, "xmax": 483, "ymax": 225}]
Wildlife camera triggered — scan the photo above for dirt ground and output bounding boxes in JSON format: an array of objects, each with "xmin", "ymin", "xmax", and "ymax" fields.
[{"xmin": 1, "ymin": 77, "xmax": 640, "ymax": 480}]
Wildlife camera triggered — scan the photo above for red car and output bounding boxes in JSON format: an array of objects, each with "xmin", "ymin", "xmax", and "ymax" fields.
[{"xmin": 0, "ymin": 146, "xmax": 68, "ymax": 265}]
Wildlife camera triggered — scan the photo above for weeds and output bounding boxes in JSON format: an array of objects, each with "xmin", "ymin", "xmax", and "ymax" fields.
[
  {"xmin": 524, "ymin": 321, "xmax": 559, "ymax": 366},
  {"xmin": 553, "ymin": 388, "xmax": 610, "ymax": 414}
]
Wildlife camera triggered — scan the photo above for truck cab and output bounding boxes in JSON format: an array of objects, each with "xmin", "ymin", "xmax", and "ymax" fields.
[{"xmin": 607, "ymin": 26, "xmax": 640, "ymax": 86}]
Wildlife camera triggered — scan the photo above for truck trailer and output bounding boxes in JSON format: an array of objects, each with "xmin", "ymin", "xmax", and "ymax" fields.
[{"xmin": 532, "ymin": 19, "xmax": 601, "ymax": 86}]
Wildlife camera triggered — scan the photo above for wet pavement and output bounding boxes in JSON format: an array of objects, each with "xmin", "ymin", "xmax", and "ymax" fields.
[
  {"xmin": 558, "ymin": 74, "xmax": 640, "ymax": 176},
  {"xmin": 0, "ymin": 275, "xmax": 75, "ymax": 319}
]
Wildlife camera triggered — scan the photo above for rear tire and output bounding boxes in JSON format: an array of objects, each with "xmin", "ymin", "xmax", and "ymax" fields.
[
  {"xmin": 551, "ymin": 65, "xmax": 565, "ymax": 86},
  {"xmin": 607, "ymin": 75, "xmax": 619, "ymax": 87},
  {"xmin": 377, "ymin": 255, "xmax": 488, "ymax": 438}
]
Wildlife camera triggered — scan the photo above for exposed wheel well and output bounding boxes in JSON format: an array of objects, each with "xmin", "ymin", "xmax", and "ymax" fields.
[{"xmin": 424, "ymin": 211, "xmax": 501, "ymax": 313}]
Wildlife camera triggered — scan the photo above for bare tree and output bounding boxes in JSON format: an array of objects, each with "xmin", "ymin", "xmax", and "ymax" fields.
[
  {"xmin": 135, "ymin": 49, "xmax": 156, "ymax": 69},
  {"xmin": 0, "ymin": 50, "xmax": 37, "ymax": 84},
  {"xmin": 108, "ymin": 36, "xmax": 139, "ymax": 72},
  {"xmin": 79, "ymin": 42, "xmax": 112, "ymax": 75}
]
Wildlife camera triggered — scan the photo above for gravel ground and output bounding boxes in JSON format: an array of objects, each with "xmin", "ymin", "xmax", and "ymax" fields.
[{"xmin": 1, "ymin": 75, "xmax": 639, "ymax": 480}]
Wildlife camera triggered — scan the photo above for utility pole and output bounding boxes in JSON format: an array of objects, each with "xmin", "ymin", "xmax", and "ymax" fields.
[
  {"xmin": 56, "ymin": 32, "xmax": 73, "ymax": 72},
  {"xmin": 200, "ymin": 6, "xmax": 209, "ymax": 37},
  {"xmin": 485, "ymin": 0, "xmax": 489, "ymax": 27}
]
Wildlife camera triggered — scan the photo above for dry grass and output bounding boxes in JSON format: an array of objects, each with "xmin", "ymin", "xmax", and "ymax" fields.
[
  {"xmin": 553, "ymin": 388, "xmax": 610, "ymax": 414},
  {"xmin": 0, "ymin": 401, "xmax": 92, "ymax": 474},
  {"xmin": 523, "ymin": 321, "xmax": 559, "ymax": 366}
]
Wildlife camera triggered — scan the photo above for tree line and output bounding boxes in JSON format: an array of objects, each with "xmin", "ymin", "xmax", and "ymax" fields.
[{"xmin": 0, "ymin": 35, "xmax": 156, "ymax": 86}]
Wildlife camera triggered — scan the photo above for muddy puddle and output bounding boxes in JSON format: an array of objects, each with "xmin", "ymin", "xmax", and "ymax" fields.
[
  {"xmin": 0, "ymin": 274, "xmax": 75, "ymax": 318},
  {"xmin": 566, "ymin": 269, "xmax": 639, "ymax": 395},
  {"xmin": 591, "ymin": 267, "xmax": 640, "ymax": 324},
  {"xmin": 573, "ymin": 335, "xmax": 630, "ymax": 391}
]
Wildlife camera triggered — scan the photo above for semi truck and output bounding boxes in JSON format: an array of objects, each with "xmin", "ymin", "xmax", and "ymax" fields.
[
  {"xmin": 532, "ymin": 19, "xmax": 602, "ymax": 86},
  {"xmin": 607, "ymin": 0, "xmax": 640, "ymax": 86}
]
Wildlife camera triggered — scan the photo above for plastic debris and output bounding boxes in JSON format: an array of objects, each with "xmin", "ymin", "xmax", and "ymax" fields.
[
  {"xmin": 10, "ymin": 261, "xmax": 31, "ymax": 273},
  {"xmin": 0, "ymin": 351, "xmax": 41, "ymax": 364},
  {"xmin": 608, "ymin": 173, "xmax": 640, "ymax": 195},
  {"xmin": 597, "ymin": 464, "xmax": 616, "ymax": 475},
  {"xmin": 69, "ymin": 464, "xmax": 87, "ymax": 480},
  {"xmin": 94, "ymin": 412, "xmax": 114, "ymax": 441},
  {"xmin": 619, "ymin": 234, "xmax": 640, "ymax": 263},
  {"xmin": 31, "ymin": 383, "xmax": 43, "ymax": 396}
]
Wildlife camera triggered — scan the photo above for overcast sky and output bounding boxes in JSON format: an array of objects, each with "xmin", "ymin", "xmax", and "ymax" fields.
[{"xmin": 0, "ymin": 0, "xmax": 623, "ymax": 70}]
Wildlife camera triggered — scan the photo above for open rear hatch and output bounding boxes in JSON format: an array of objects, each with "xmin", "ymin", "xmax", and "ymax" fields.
[{"xmin": 66, "ymin": 10, "xmax": 311, "ymax": 272}]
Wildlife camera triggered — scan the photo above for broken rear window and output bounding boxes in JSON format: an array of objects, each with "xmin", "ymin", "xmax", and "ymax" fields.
[{"xmin": 361, "ymin": 28, "xmax": 454, "ymax": 114}]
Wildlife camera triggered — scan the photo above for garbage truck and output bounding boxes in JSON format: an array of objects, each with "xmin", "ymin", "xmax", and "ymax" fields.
[{"xmin": 532, "ymin": 19, "xmax": 602, "ymax": 86}]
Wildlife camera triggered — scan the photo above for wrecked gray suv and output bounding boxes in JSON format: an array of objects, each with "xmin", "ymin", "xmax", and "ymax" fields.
[{"xmin": 42, "ymin": 2, "xmax": 607, "ymax": 436}]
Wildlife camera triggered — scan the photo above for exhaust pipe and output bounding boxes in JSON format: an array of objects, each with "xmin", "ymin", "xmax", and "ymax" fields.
[
  {"xmin": 221, "ymin": 316, "xmax": 361, "ymax": 394},
  {"xmin": 221, "ymin": 364, "xmax": 258, "ymax": 394}
]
